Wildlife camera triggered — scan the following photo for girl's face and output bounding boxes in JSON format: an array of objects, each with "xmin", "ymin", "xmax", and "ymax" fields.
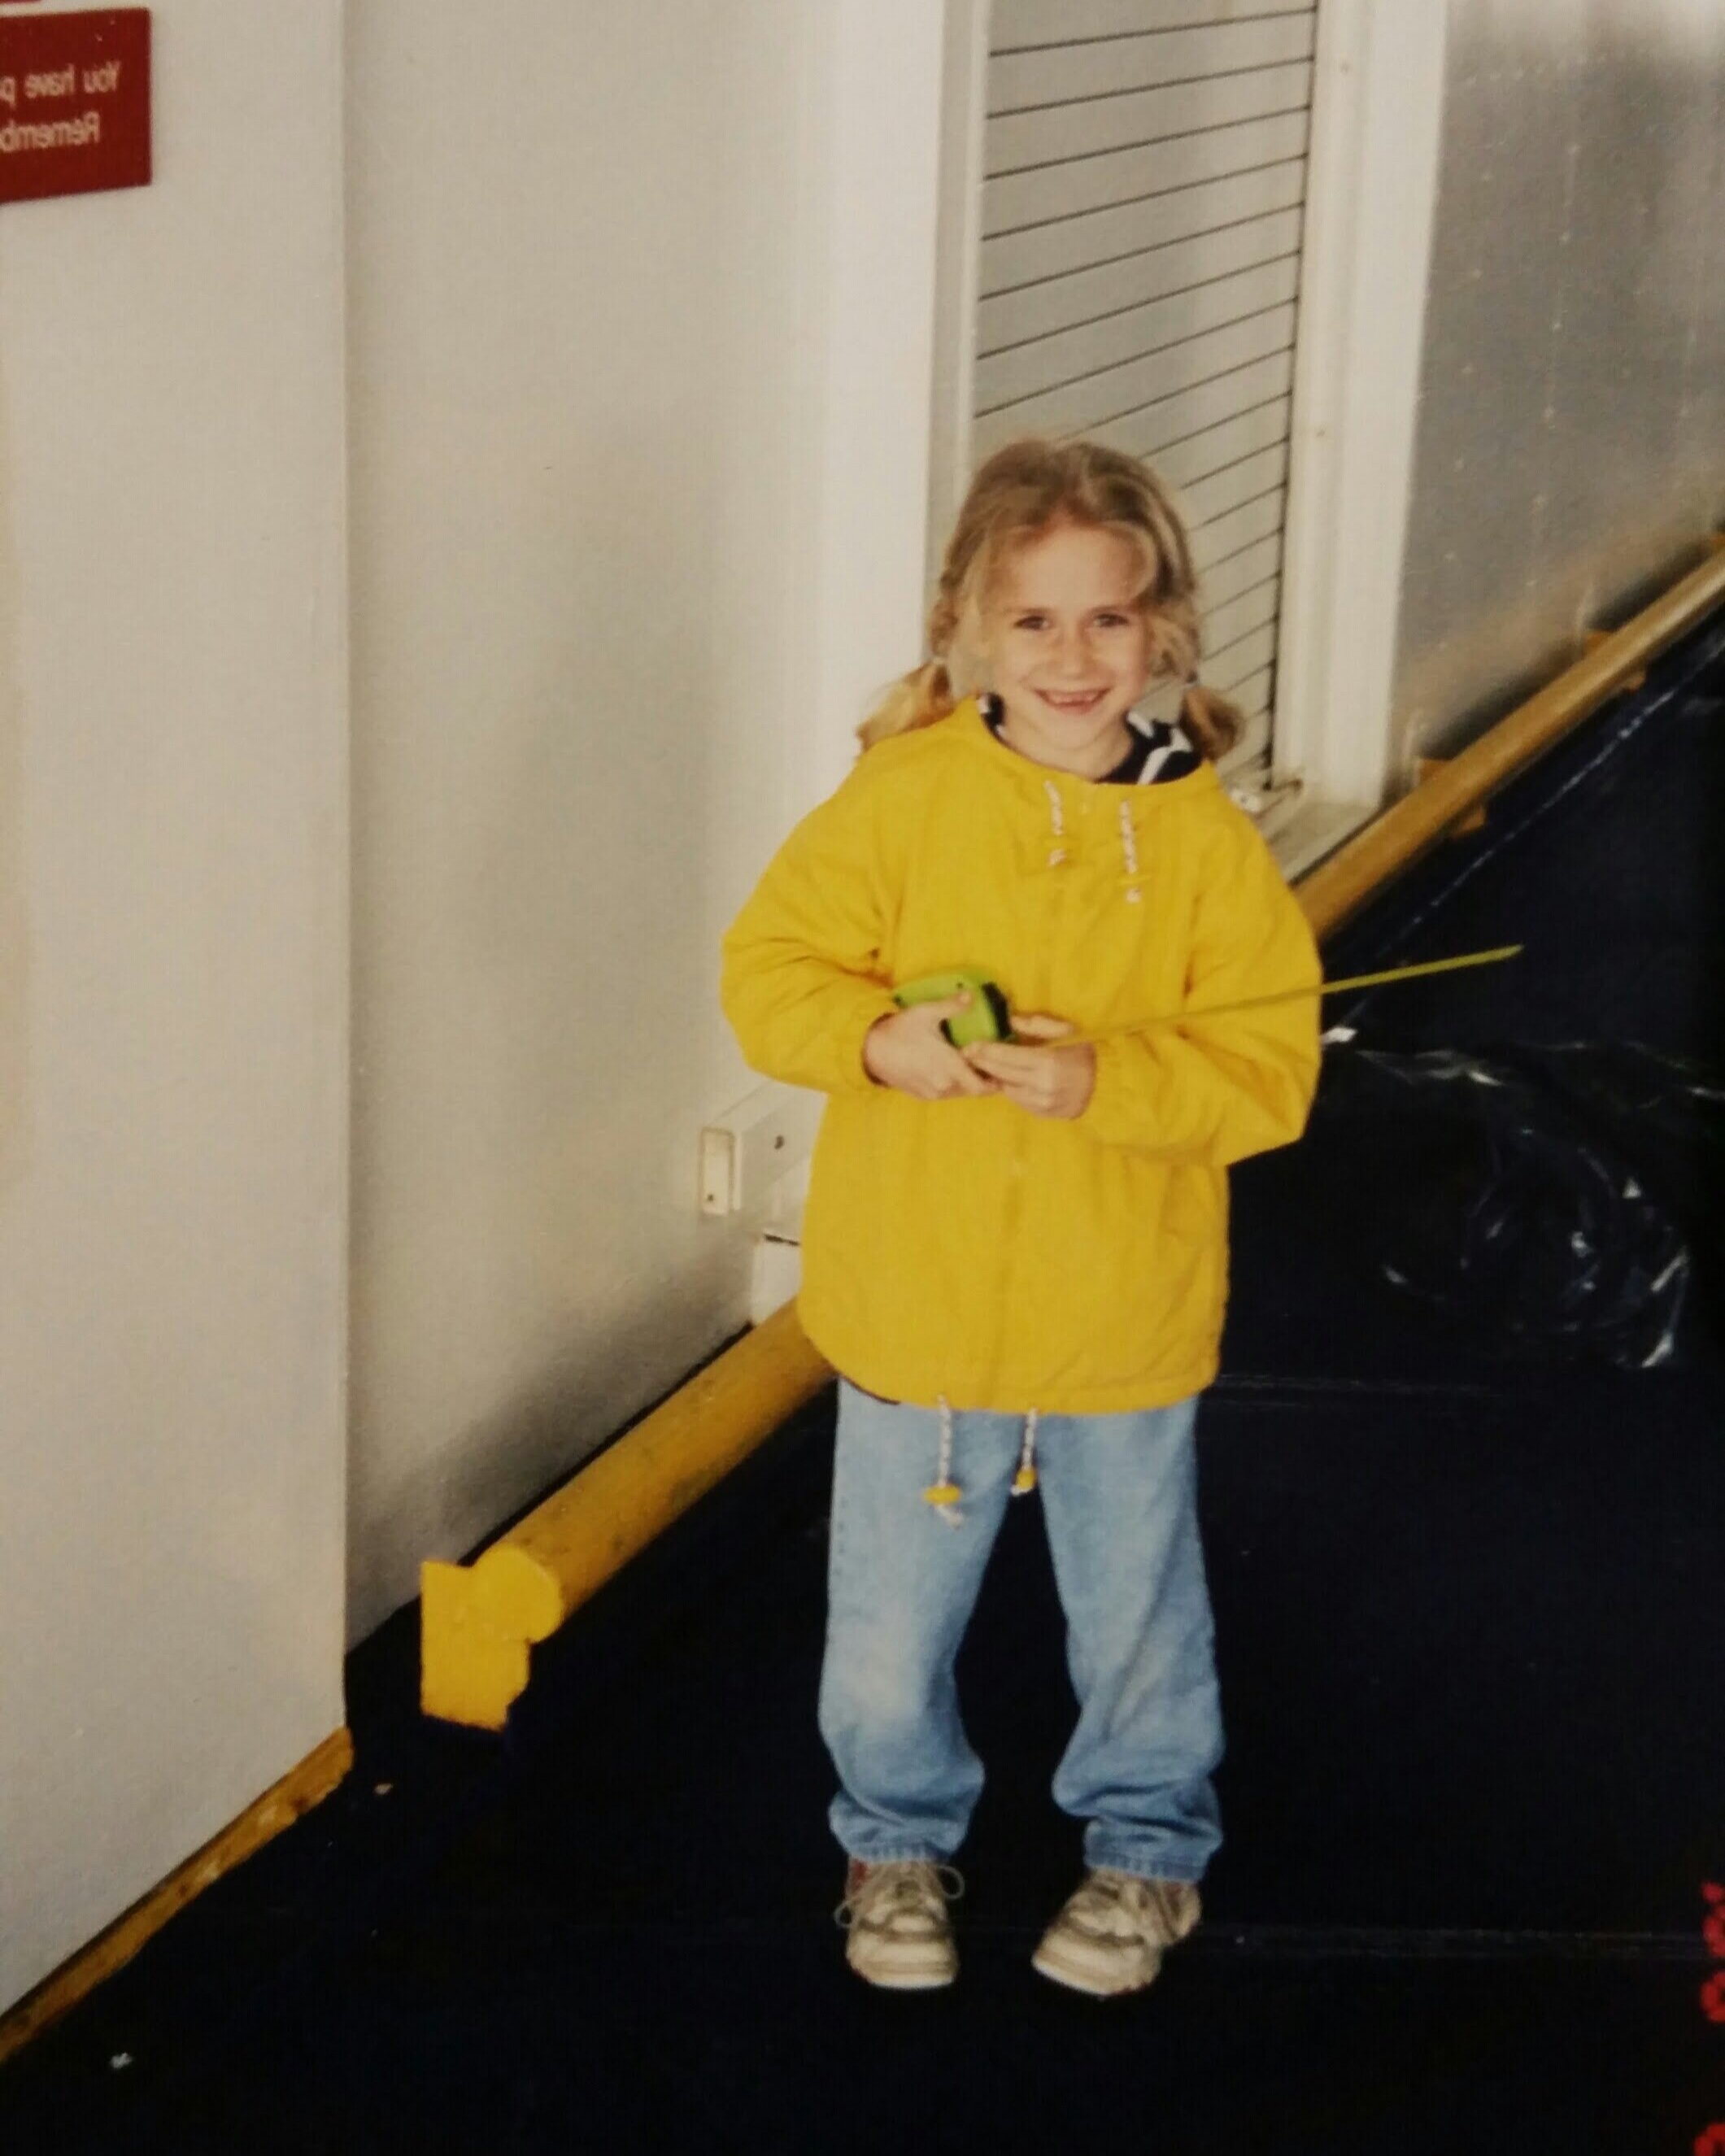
[{"xmin": 982, "ymin": 520, "xmax": 1157, "ymax": 779}]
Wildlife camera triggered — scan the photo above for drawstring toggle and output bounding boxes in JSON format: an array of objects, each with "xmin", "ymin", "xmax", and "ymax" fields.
[
  {"xmin": 923, "ymin": 1396, "xmax": 964, "ymax": 1523},
  {"xmin": 1012, "ymin": 1409, "xmax": 1039, "ymax": 1496}
]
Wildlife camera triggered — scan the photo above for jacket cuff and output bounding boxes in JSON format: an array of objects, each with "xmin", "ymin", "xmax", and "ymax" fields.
[
  {"xmin": 1078, "ymin": 1034, "xmax": 1213, "ymax": 1155},
  {"xmin": 1078, "ymin": 1035, "xmax": 1153, "ymax": 1148},
  {"xmin": 839, "ymin": 989, "xmax": 904, "ymax": 1092}
]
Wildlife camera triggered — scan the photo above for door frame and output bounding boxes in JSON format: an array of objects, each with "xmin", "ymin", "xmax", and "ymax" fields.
[
  {"xmin": 1272, "ymin": 0, "xmax": 1449, "ymax": 813},
  {"xmin": 926, "ymin": 0, "xmax": 991, "ymax": 578}
]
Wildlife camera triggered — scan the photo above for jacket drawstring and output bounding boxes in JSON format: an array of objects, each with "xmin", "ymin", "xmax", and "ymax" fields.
[
  {"xmin": 1013, "ymin": 1409, "xmax": 1039, "ymax": 1495},
  {"xmin": 924, "ymin": 1395, "xmax": 963, "ymax": 1522},
  {"xmin": 1043, "ymin": 780, "xmax": 1067, "ymax": 868},
  {"xmin": 923, "ymin": 1399, "xmax": 1040, "ymax": 1518},
  {"xmin": 1043, "ymin": 777, "xmax": 1141, "ymax": 904},
  {"xmin": 1117, "ymin": 799, "xmax": 1143, "ymax": 904}
]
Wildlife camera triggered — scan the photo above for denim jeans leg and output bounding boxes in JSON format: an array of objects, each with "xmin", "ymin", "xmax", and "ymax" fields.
[
  {"xmin": 1037, "ymin": 1395, "xmax": 1224, "ymax": 1884},
  {"xmin": 818, "ymin": 1380, "xmax": 1020, "ymax": 1864}
]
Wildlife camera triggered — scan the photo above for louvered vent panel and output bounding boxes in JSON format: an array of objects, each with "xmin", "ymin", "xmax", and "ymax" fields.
[{"xmin": 975, "ymin": 2, "xmax": 1318, "ymax": 773}]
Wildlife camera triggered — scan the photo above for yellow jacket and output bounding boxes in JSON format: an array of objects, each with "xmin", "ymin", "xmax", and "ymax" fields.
[{"xmin": 720, "ymin": 697, "xmax": 1321, "ymax": 1413}]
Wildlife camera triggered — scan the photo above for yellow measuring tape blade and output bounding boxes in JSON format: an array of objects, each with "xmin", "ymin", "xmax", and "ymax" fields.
[{"xmin": 1063, "ymin": 944, "xmax": 1523, "ymax": 1047}]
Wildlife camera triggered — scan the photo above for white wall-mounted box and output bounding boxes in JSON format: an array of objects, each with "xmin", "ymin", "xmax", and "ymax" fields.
[{"xmin": 699, "ymin": 1083, "xmax": 824, "ymax": 1217}]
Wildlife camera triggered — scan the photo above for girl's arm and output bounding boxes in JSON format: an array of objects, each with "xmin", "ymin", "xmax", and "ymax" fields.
[
  {"xmin": 720, "ymin": 769, "xmax": 904, "ymax": 1097},
  {"xmin": 1078, "ymin": 816, "xmax": 1322, "ymax": 1165}
]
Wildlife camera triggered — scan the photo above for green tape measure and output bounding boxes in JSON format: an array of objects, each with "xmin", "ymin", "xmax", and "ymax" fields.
[{"xmin": 893, "ymin": 969, "xmax": 1013, "ymax": 1047}]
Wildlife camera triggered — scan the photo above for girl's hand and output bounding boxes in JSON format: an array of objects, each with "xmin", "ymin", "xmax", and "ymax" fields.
[
  {"xmin": 864, "ymin": 994, "xmax": 1000, "ymax": 1101},
  {"xmin": 962, "ymin": 1013, "xmax": 1096, "ymax": 1119}
]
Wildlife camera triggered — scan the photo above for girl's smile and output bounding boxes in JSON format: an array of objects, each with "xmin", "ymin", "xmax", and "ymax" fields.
[{"xmin": 984, "ymin": 521, "xmax": 1158, "ymax": 779}]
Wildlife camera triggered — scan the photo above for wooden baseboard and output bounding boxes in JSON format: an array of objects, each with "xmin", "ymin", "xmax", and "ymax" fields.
[{"xmin": 0, "ymin": 1726, "xmax": 354, "ymax": 2067}]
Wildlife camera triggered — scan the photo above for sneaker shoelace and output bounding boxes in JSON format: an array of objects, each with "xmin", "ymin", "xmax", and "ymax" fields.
[
  {"xmin": 834, "ymin": 1861, "xmax": 964, "ymax": 1934},
  {"xmin": 1066, "ymin": 1871, "xmax": 1187, "ymax": 1945}
]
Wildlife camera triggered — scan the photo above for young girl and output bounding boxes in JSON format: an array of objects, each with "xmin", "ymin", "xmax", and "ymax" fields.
[{"xmin": 721, "ymin": 438, "xmax": 1320, "ymax": 1996}]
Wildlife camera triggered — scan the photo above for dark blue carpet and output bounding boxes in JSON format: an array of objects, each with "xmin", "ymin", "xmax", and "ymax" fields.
[{"xmin": 6, "ymin": 614, "xmax": 1724, "ymax": 2155}]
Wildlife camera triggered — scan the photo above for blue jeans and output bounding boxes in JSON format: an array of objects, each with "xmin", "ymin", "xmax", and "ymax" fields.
[{"xmin": 819, "ymin": 1379, "xmax": 1223, "ymax": 1884}]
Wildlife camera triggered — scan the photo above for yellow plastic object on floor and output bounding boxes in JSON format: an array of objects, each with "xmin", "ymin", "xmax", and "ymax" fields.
[{"xmin": 420, "ymin": 1302, "xmax": 832, "ymax": 1729}]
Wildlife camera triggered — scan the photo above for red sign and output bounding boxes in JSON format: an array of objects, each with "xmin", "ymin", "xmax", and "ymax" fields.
[{"xmin": 0, "ymin": 9, "xmax": 150, "ymax": 207}]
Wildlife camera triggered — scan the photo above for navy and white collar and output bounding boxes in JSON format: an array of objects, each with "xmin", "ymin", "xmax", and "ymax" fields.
[{"xmin": 978, "ymin": 690, "xmax": 1202, "ymax": 786}]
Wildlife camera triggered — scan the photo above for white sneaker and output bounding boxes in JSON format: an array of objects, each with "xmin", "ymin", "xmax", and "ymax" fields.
[
  {"xmin": 1031, "ymin": 1870, "xmax": 1200, "ymax": 1997},
  {"xmin": 836, "ymin": 1858, "xmax": 962, "ymax": 1989}
]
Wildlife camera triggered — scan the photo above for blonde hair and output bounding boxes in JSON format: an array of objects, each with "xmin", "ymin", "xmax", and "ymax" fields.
[{"xmin": 859, "ymin": 436, "xmax": 1241, "ymax": 761}]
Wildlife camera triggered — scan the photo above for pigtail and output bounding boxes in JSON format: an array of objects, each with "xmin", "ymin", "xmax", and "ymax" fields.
[
  {"xmin": 857, "ymin": 656, "xmax": 957, "ymax": 751},
  {"xmin": 856, "ymin": 589, "xmax": 963, "ymax": 751},
  {"xmin": 1178, "ymin": 680, "xmax": 1244, "ymax": 763},
  {"xmin": 1148, "ymin": 586, "xmax": 1241, "ymax": 764}
]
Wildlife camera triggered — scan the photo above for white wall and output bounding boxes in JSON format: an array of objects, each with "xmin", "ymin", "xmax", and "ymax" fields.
[
  {"xmin": 0, "ymin": 1, "xmax": 349, "ymax": 2014},
  {"xmin": 346, "ymin": 0, "xmax": 945, "ymax": 1637}
]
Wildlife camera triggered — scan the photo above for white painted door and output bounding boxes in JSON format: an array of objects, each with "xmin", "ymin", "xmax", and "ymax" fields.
[{"xmin": 952, "ymin": 0, "xmax": 1320, "ymax": 784}]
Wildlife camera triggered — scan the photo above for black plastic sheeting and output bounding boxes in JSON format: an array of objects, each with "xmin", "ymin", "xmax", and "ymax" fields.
[{"xmin": 1311, "ymin": 1040, "xmax": 1725, "ymax": 1370}]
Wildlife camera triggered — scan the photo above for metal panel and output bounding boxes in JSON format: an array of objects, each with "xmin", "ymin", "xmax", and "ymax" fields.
[
  {"xmin": 1164, "ymin": 434, "xmax": 1287, "ymax": 525},
  {"xmin": 1210, "ymin": 621, "xmax": 1276, "ymax": 694},
  {"xmin": 1155, "ymin": 396, "xmax": 1291, "ymax": 490},
  {"xmin": 1200, "ymin": 532, "xmax": 1283, "ymax": 608},
  {"xmin": 1189, "ymin": 487, "xmax": 1286, "ymax": 574},
  {"xmin": 989, "ymin": 15, "xmax": 1315, "ymax": 111},
  {"xmin": 983, "ymin": 107, "xmax": 1309, "ymax": 237},
  {"xmin": 969, "ymin": 2, "xmax": 1318, "ymax": 786},
  {"xmin": 1391, "ymin": 0, "xmax": 1725, "ymax": 765},
  {"xmin": 1091, "ymin": 348, "xmax": 1294, "ymax": 460},
  {"xmin": 1203, "ymin": 572, "xmax": 1281, "ymax": 654},
  {"xmin": 981, "ymin": 159, "xmax": 1305, "ymax": 302},
  {"xmin": 1219, "ymin": 672, "xmax": 1274, "ymax": 773},
  {"xmin": 982, "ymin": 107, "xmax": 1310, "ymax": 240},
  {"xmin": 994, "ymin": 0, "xmax": 1311, "ymax": 44},
  {"xmin": 974, "ymin": 303, "xmax": 1296, "ymax": 455},
  {"xmin": 986, "ymin": 62, "xmax": 1311, "ymax": 175},
  {"xmin": 1229, "ymin": 664, "xmax": 1274, "ymax": 721},
  {"xmin": 978, "ymin": 172, "xmax": 1302, "ymax": 325},
  {"xmin": 977, "ymin": 255, "xmax": 1300, "ymax": 412}
]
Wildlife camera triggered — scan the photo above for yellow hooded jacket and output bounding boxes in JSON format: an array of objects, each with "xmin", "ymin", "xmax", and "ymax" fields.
[{"xmin": 721, "ymin": 697, "xmax": 1321, "ymax": 1414}]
